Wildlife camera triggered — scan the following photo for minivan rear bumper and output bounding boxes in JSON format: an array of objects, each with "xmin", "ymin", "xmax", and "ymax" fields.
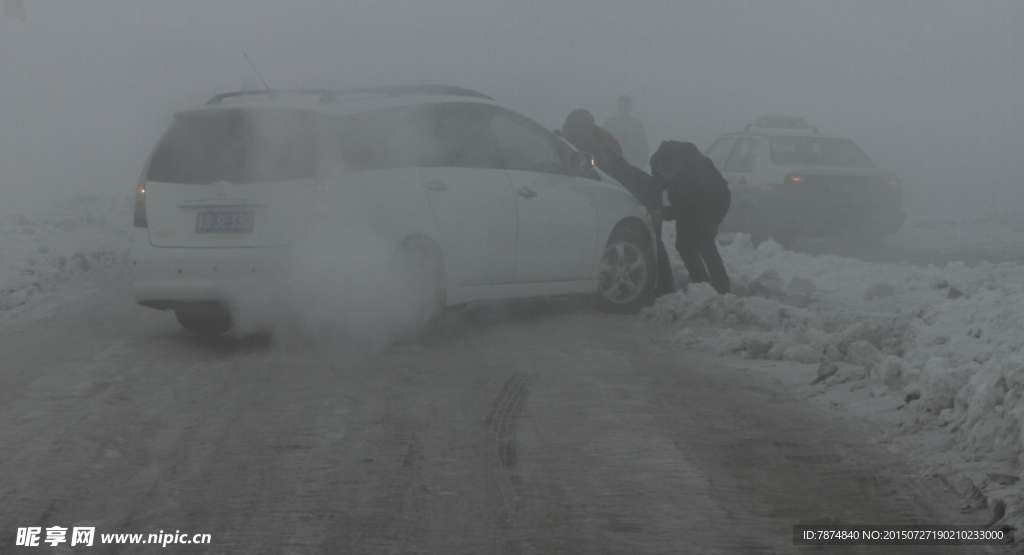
[{"xmin": 131, "ymin": 229, "xmax": 288, "ymax": 308}]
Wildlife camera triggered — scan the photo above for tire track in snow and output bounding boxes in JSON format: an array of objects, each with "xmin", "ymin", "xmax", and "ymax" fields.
[{"xmin": 486, "ymin": 372, "xmax": 537, "ymax": 554}]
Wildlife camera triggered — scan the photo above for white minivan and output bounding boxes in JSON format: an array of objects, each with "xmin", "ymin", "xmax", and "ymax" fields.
[{"xmin": 131, "ymin": 87, "xmax": 657, "ymax": 334}]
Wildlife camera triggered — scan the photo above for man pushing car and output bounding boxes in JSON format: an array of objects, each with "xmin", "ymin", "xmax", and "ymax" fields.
[
  {"xmin": 561, "ymin": 109, "xmax": 675, "ymax": 298},
  {"xmin": 650, "ymin": 140, "xmax": 731, "ymax": 295}
]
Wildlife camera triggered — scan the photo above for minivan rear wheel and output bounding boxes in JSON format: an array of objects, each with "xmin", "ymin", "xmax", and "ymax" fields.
[
  {"xmin": 393, "ymin": 238, "xmax": 446, "ymax": 329},
  {"xmin": 175, "ymin": 302, "xmax": 233, "ymax": 336}
]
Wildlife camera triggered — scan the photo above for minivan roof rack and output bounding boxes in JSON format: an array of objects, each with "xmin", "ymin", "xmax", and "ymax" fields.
[
  {"xmin": 205, "ymin": 85, "xmax": 494, "ymax": 105},
  {"xmin": 745, "ymin": 116, "xmax": 818, "ymax": 134}
]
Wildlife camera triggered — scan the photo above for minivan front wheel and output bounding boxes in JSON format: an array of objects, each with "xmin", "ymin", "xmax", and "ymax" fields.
[{"xmin": 597, "ymin": 227, "xmax": 655, "ymax": 314}]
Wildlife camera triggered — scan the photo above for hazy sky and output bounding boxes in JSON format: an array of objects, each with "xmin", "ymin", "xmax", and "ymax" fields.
[{"xmin": 1, "ymin": 1, "xmax": 1022, "ymax": 219}]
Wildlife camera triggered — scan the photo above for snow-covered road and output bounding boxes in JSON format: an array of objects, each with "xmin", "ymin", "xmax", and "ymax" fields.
[
  {"xmin": 0, "ymin": 283, "xmax": 992, "ymax": 553},
  {"xmin": 1, "ymin": 196, "xmax": 1023, "ymax": 552}
]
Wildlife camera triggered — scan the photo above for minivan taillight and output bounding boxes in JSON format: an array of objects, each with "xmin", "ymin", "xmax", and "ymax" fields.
[{"xmin": 134, "ymin": 178, "xmax": 147, "ymax": 228}]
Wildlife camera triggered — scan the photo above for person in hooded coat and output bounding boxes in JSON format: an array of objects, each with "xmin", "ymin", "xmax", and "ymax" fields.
[
  {"xmin": 650, "ymin": 140, "xmax": 731, "ymax": 295},
  {"xmin": 561, "ymin": 109, "xmax": 675, "ymax": 297}
]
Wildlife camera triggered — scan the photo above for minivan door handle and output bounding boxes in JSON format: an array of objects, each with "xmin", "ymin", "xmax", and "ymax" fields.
[
  {"xmin": 425, "ymin": 180, "xmax": 448, "ymax": 191},
  {"xmin": 737, "ymin": 177, "xmax": 748, "ymax": 186},
  {"xmin": 517, "ymin": 187, "xmax": 538, "ymax": 198}
]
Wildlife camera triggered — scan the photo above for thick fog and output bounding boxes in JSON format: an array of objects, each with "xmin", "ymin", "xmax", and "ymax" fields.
[{"xmin": 1, "ymin": 1, "xmax": 1021, "ymax": 221}]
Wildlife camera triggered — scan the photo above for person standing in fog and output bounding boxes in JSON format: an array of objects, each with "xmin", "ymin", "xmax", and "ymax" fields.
[
  {"xmin": 603, "ymin": 95, "xmax": 649, "ymax": 169},
  {"xmin": 650, "ymin": 140, "xmax": 731, "ymax": 295}
]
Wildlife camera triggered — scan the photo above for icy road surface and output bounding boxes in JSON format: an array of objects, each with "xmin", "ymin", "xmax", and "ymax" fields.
[{"xmin": 0, "ymin": 285, "xmax": 999, "ymax": 554}]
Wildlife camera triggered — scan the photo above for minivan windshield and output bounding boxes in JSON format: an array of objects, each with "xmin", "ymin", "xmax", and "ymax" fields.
[
  {"xmin": 768, "ymin": 136, "xmax": 874, "ymax": 167},
  {"xmin": 145, "ymin": 109, "xmax": 317, "ymax": 184}
]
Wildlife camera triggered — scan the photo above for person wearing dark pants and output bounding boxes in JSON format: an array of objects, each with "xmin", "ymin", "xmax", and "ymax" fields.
[
  {"xmin": 650, "ymin": 212, "xmax": 676, "ymax": 298},
  {"xmin": 650, "ymin": 140, "xmax": 731, "ymax": 295},
  {"xmin": 669, "ymin": 211, "xmax": 730, "ymax": 293}
]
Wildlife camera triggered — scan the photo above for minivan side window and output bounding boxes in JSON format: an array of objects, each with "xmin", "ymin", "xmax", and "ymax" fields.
[
  {"xmin": 723, "ymin": 137, "xmax": 758, "ymax": 173},
  {"xmin": 488, "ymin": 108, "xmax": 566, "ymax": 174},
  {"xmin": 427, "ymin": 103, "xmax": 501, "ymax": 169},
  {"xmin": 330, "ymin": 103, "xmax": 503, "ymax": 172},
  {"xmin": 705, "ymin": 137, "xmax": 735, "ymax": 171},
  {"xmin": 330, "ymin": 106, "xmax": 436, "ymax": 172}
]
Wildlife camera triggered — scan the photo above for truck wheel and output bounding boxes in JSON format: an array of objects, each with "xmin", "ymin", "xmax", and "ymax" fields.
[{"xmin": 732, "ymin": 202, "xmax": 767, "ymax": 246}]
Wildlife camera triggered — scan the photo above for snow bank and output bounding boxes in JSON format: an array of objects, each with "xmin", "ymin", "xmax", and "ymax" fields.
[
  {"xmin": 648, "ymin": 229, "xmax": 1024, "ymax": 526},
  {"xmin": 0, "ymin": 195, "xmax": 131, "ymax": 313}
]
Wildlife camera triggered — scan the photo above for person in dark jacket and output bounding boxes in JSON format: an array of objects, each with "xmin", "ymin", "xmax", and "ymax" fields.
[
  {"xmin": 650, "ymin": 140, "xmax": 731, "ymax": 295},
  {"xmin": 562, "ymin": 109, "xmax": 675, "ymax": 297}
]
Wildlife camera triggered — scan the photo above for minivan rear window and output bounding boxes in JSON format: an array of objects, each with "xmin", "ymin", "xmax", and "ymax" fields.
[
  {"xmin": 768, "ymin": 137, "xmax": 874, "ymax": 167},
  {"xmin": 146, "ymin": 109, "xmax": 317, "ymax": 184}
]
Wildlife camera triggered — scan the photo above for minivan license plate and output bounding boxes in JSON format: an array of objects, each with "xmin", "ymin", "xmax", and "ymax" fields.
[{"xmin": 195, "ymin": 211, "xmax": 254, "ymax": 233}]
